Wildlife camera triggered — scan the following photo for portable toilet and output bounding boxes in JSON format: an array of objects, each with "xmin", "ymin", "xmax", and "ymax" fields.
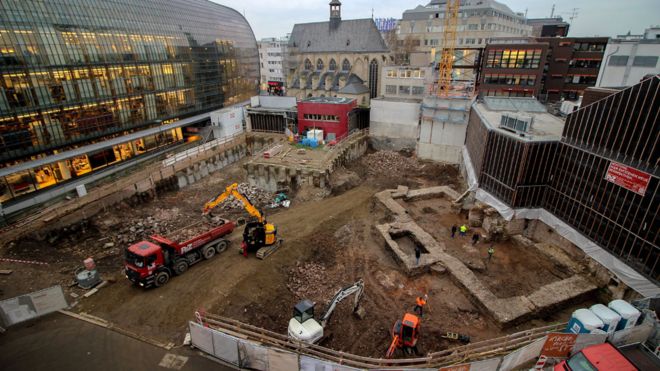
[
  {"xmin": 608, "ymin": 300, "xmax": 641, "ymax": 330},
  {"xmin": 566, "ymin": 309, "xmax": 604, "ymax": 334},
  {"xmin": 589, "ymin": 304, "xmax": 621, "ymax": 334}
]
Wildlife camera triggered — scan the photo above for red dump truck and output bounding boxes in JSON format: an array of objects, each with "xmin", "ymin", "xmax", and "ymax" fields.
[{"xmin": 124, "ymin": 220, "xmax": 235, "ymax": 288}]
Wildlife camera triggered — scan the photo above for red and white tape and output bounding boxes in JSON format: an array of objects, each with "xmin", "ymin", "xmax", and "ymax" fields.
[
  {"xmin": 535, "ymin": 355, "xmax": 548, "ymax": 370},
  {"xmin": 0, "ymin": 258, "xmax": 49, "ymax": 265}
]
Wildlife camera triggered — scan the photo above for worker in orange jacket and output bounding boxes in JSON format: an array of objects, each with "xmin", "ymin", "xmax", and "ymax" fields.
[{"xmin": 414, "ymin": 294, "xmax": 428, "ymax": 317}]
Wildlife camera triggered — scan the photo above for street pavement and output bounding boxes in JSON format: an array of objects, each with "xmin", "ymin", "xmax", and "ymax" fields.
[{"xmin": 0, "ymin": 313, "xmax": 233, "ymax": 371}]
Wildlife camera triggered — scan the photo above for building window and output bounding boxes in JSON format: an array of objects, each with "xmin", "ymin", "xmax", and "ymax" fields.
[
  {"xmin": 412, "ymin": 86, "xmax": 425, "ymax": 95},
  {"xmin": 303, "ymin": 114, "xmax": 339, "ymax": 122},
  {"xmin": 398, "ymin": 85, "xmax": 410, "ymax": 95},
  {"xmin": 609, "ymin": 56, "xmax": 629, "ymax": 66},
  {"xmin": 570, "ymin": 59, "xmax": 602, "ymax": 69},
  {"xmin": 329, "ymin": 59, "xmax": 337, "ymax": 71},
  {"xmin": 341, "ymin": 59, "xmax": 351, "ymax": 72},
  {"xmin": 573, "ymin": 43, "xmax": 605, "ymax": 52},
  {"xmin": 386, "ymin": 69, "xmax": 397, "ymax": 78},
  {"xmin": 316, "ymin": 58, "xmax": 324, "ymax": 71},
  {"xmin": 368, "ymin": 59, "xmax": 379, "ymax": 99},
  {"xmin": 385, "ymin": 85, "xmax": 397, "ymax": 94},
  {"xmin": 486, "ymin": 49, "xmax": 543, "ymax": 69},
  {"xmin": 304, "ymin": 59, "xmax": 312, "ymax": 71},
  {"xmin": 632, "ymin": 56, "xmax": 658, "ymax": 67}
]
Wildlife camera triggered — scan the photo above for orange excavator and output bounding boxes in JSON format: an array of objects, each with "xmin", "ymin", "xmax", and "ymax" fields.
[{"xmin": 385, "ymin": 312, "xmax": 421, "ymax": 358}]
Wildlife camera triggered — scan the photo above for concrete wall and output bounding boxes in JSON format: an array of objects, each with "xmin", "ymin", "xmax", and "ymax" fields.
[
  {"xmin": 417, "ymin": 96, "xmax": 472, "ymax": 164},
  {"xmin": 245, "ymin": 133, "xmax": 368, "ymax": 193},
  {"xmin": 597, "ymin": 41, "xmax": 660, "ymax": 88},
  {"xmin": 369, "ymin": 98, "xmax": 420, "ymax": 151}
]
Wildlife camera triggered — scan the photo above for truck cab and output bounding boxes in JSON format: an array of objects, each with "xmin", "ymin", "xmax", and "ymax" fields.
[
  {"xmin": 124, "ymin": 241, "xmax": 166, "ymax": 287},
  {"xmin": 555, "ymin": 342, "xmax": 659, "ymax": 371}
]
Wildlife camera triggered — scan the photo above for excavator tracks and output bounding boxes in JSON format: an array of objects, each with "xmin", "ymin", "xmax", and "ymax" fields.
[{"xmin": 256, "ymin": 239, "xmax": 283, "ymax": 259}]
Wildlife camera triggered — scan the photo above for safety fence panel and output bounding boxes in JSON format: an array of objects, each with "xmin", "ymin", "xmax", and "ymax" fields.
[
  {"xmin": 0, "ymin": 285, "xmax": 68, "ymax": 327},
  {"xmin": 609, "ymin": 315, "xmax": 655, "ymax": 347},
  {"xmin": 268, "ymin": 348, "xmax": 298, "ymax": 371},
  {"xmin": 571, "ymin": 333, "xmax": 608, "ymax": 356},
  {"xmin": 238, "ymin": 340, "xmax": 269, "ymax": 370},
  {"xmin": 498, "ymin": 336, "xmax": 546, "ymax": 371},
  {"xmin": 212, "ymin": 329, "xmax": 240, "ymax": 366},
  {"xmin": 300, "ymin": 355, "xmax": 363, "ymax": 371},
  {"xmin": 469, "ymin": 357, "xmax": 502, "ymax": 370},
  {"xmin": 189, "ymin": 321, "xmax": 214, "ymax": 355}
]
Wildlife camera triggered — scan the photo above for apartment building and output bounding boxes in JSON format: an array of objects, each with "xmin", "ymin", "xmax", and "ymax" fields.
[
  {"xmin": 596, "ymin": 27, "xmax": 660, "ymax": 88},
  {"xmin": 258, "ymin": 36, "xmax": 289, "ymax": 95}
]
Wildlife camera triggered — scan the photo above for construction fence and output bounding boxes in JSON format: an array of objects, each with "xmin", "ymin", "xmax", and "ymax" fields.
[
  {"xmin": 0, "ymin": 285, "xmax": 68, "ymax": 328},
  {"xmin": 189, "ymin": 312, "xmax": 656, "ymax": 370}
]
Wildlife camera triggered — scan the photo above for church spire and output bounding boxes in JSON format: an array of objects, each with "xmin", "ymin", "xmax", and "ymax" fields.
[{"xmin": 330, "ymin": 0, "xmax": 341, "ymax": 21}]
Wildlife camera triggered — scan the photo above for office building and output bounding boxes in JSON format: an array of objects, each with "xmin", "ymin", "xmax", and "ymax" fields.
[
  {"xmin": 479, "ymin": 37, "xmax": 607, "ymax": 101},
  {"xmin": 465, "ymin": 76, "xmax": 659, "ymax": 284},
  {"xmin": 596, "ymin": 27, "xmax": 660, "ymax": 88},
  {"xmin": 0, "ymin": 0, "xmax": 258, "ymax": 205},
  {"xmin": 399, "ymin": 0, "xmax": 531, "ymax": 65}
]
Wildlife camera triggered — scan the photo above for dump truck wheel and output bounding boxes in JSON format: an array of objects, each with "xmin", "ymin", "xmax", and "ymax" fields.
[
  {"xmin": 173, "ymin": 260, "xmax": 188, "ymax": 275},
  {"xmin": 202, "ymin": 245, "xmax": 216, "ymax": 260},
  {"xmin": 215, "ymin": 240, "xmax": 229, "ymax": 253},
  {"xmin": 154, "ymin": 271, "xmax": 170, "ymax": 287}
]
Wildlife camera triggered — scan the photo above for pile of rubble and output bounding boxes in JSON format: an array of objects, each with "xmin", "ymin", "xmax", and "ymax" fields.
[
  {"xmin": 219, "ymin": 183, "xmax": 274, "ymax": 211},
  {"xmin": 361, "ymin": 151, "xmax": 419, "ymax": 176},
  {"xmin": 287, "ymin": 262, "xmax": 337, "ymax": 302}
]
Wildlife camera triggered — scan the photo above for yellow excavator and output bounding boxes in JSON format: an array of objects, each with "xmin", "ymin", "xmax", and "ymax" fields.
[{"xmin": 202, "ymin": 183, "xmax": 282, "ymax": 259}]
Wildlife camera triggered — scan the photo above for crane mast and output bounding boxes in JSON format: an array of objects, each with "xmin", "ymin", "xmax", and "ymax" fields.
[{"xmin": 437, "ymin": 0, "xmax": 460, "ymax": 96}]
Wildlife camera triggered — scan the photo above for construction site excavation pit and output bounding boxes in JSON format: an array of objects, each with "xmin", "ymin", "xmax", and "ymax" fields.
[
  {"xmin": 376, "ymin": 185, "xmax": 600, "ymax": 328},
  {"xmin": 0, "ymin": 148, "xmax": 601, "ymax": 359}
]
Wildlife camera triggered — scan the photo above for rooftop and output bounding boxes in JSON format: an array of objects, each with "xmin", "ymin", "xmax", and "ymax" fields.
[
  {"xmin": 474, "ymin": 97, "xmax": 565, "ymax": 142},
  {"xmin": 289, "ymin": 18, "xmax": 388, "ymax": 53},
  {"xmin": 302, "ymin": 96, "xmax": 356, "ymax": 104}
]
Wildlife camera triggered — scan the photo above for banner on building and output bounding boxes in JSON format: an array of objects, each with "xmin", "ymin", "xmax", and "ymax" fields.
[{"xmin": 604, "ymin": 162, "xmax": 651, "ymax": 196}]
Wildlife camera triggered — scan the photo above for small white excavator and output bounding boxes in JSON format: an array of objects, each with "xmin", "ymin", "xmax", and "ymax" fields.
[{"xmin": 288, "ymin": 279, "xmax": 365, "ymax": 345}]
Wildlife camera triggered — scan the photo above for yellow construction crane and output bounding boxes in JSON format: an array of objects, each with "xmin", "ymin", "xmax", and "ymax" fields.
[{"xmin": 437, "ymin": 0, "xmax": 460, "ymax": 96}]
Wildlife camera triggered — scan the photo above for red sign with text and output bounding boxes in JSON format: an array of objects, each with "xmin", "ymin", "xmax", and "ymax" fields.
[
  {"xmin": 541, "ymin": 333, "xmax": 577, "ymax": 358},
  {"xmin": 605, "ymin": 162, "xmax": 651, "ymax": 196}
]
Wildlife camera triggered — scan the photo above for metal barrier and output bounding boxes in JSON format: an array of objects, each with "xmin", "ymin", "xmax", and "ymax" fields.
[
  {"xmin": 0, "ymin": 286, "xmax": 68, "ymax": 327},
  {"xmin": 192, "ymin": 311, "xmax": 567, "ymax": 370}
]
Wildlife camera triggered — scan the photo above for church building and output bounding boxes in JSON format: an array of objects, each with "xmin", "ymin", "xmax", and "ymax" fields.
[{"xmin": 286, "ymin": 0, "xmax": 390, "ymax": 106}]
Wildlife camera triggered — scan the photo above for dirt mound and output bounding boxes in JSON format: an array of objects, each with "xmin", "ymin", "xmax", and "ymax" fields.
[
  {"xmin": 213, "ymin": 183, "xmax": 274, "ymax": 211},
  {"xmin": 360, "ymin": 151, "xmax": 420, "ymax": 176},
  {"xmin": 330, "ymin": 168, "xmax": 361, "ymax": 195}
]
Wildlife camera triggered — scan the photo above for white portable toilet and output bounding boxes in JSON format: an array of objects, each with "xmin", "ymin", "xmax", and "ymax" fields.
[
  {"xmin": 589, "ymin": 304, "xmax": 621, "ymax": 334},
  {"xmin": 608, "ymin": 300, "xmax": 641, "ymax": 330},
  {"xmin": 566, "ymin": 309, "xmax": 604, "ymax": 334}
]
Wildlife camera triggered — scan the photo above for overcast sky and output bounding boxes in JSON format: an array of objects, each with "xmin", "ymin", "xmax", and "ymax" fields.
[{"xmin": 212, "ymin": 0, "xmax": 660, "ymax": 40}]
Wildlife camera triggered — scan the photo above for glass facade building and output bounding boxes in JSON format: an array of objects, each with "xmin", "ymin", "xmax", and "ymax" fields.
[{"xmin": 0, "ymin": 0, "xmax": 258, "ymax": 203}]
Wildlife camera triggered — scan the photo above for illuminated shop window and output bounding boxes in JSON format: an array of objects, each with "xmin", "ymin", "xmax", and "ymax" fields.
[
  {"xmin": 6, "ymin": 170, "xmax": 36, "ymax": 197},
  {"xmin": 71, "ymin": 155, "xmax": 92, "ymax": 176},
  {"xmin": 34, "ymin": 164, "xmax": 57, "ymax": 189}
]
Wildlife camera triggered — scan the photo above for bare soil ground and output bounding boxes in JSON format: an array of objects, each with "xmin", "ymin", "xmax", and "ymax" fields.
[{"xmin": 0, "ymin": 149, "xmax": 595, "ymax": 358}]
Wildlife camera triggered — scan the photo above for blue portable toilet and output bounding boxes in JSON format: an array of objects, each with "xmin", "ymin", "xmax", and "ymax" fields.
[
  {"xmin": 566, "ymin": 308, "xmax": 604, "ymax": 334},
  {"xmin": 608, "ymin": 300, "xmax": 641, "ymax": 330},
  {"xmin": 589, "ymin": 304, "xmax": 621, "ymax": 334}
]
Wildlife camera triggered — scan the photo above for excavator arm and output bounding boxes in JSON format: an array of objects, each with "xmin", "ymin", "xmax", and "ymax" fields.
[
  {"xmin": 202, "ymin": 183, "xmax": 264, "ymax": 223},
  {"xmin": 386, "ymin": 334, "xmax": 400, "ymax": 359},
  {"xmin": 319, "ymin": 279, "xmax": 364, "ymax": 328}
]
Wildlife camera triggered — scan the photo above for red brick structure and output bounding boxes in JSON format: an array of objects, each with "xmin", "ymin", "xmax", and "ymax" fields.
[{"xmin": 297, "ymin": 97, "xmax": 357, "ymax": 141}]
